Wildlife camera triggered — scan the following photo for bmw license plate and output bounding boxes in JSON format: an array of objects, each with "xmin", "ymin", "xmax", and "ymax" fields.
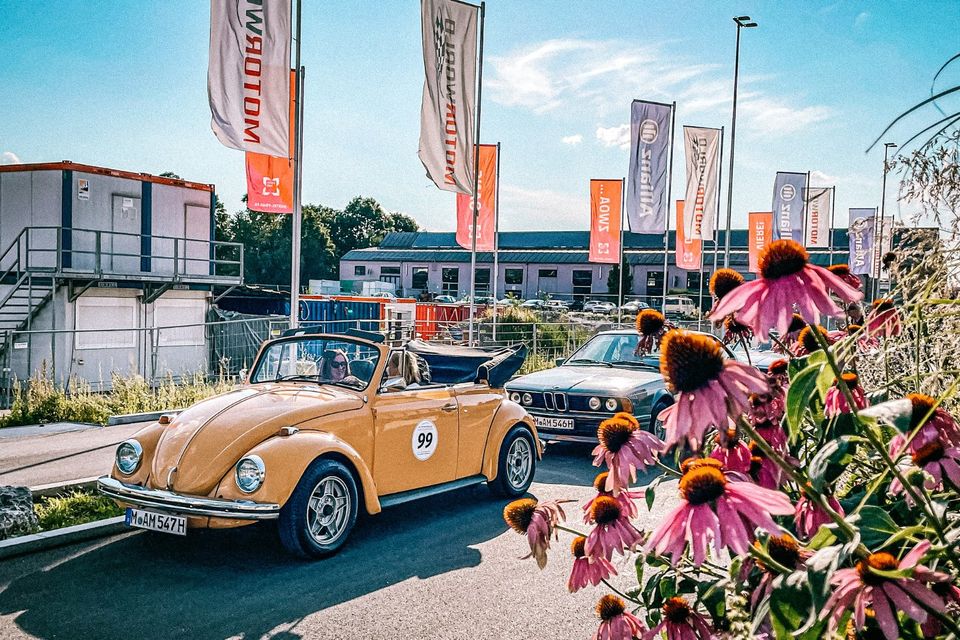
[
  {"xmin": 533, "ymin": 415, "xmax": 575, "ymax": 431},
  {"xmin": 125, "ymin": 508, "xmax": 187, "ymax": 536}
]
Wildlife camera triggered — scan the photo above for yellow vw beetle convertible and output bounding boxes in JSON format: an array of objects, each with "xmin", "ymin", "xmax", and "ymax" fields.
[{"xmin": 98, "ymin": 329, "xmax": 539, "ymax": 558}]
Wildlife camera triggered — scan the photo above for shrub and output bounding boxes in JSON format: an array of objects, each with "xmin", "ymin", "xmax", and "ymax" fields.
[{"xmin": 34, "ymin": 490, "xmax": 123, "ymax": 531}]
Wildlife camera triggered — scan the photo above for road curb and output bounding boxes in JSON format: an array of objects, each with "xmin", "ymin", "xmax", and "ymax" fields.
[
  {"xmin": 0, "ymin": 516, "xmax": 128, "ymax": 560},
  {"xmin": 30, "ymin": 476, "xmax": 101, "ymax": 498}
]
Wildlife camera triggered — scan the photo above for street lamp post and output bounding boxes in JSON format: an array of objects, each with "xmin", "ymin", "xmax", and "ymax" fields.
[
  {"xmin": 723, "ymin": 15, "xmax": 757, "ymax": 268},
  {"xmin": 875, "ymin": 142, "xmax": 897, "ymax": 299}
]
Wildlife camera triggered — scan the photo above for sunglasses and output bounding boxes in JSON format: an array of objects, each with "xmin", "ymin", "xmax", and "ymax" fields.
[{"xmin": 331, "ymin": 361, "xmax": 347, "ymax": 369}]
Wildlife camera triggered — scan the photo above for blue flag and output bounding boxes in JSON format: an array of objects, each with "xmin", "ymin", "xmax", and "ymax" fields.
[
  {"xmin": 848, "ymin": 208, "xmax": 876, "ymax": 275},
  {"xmin": 626, "ymin": 100, "xmax": 673, "ymax": 233},
  {"xmin": 772, "ymin": 172, "xmax": 807, "ymax": 242}
]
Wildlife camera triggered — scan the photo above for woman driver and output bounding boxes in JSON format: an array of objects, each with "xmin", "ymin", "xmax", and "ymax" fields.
[{"xmin": 320, "ymin": 349, "xmax": 351, "ymax": 382}]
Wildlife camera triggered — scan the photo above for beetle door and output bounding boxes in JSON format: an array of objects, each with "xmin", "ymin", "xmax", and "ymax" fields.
[
  {"xmin": 451, "ymin": 383, "xmax": 502, "ymax": 478},
  {"xmin": 372, "ymin": 386, "xmax": 459, "ymax": 495}
]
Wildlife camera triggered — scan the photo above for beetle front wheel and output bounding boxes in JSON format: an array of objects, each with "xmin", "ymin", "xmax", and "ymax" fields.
[
  {"xmin": 489, "ymin": 426, "xmax": 537, "ymax": 497},
  {"xmin": 278, "ymin": 458, "xmax": 358, "ymax": 559}
]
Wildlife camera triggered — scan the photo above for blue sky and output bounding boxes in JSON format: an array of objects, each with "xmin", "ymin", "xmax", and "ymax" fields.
[{"xmin": 1, "ymin": 1, "xmax": 957, "ymax": 232}]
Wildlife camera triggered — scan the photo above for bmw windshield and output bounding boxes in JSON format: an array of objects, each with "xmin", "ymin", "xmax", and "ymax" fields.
[
  {"xmin": 250, "ymin": 336, "xmax": 381, "ymax": 390},
  {"xmin": 565, "ymin": 334, "xmax": 656, "ymax": 369}
]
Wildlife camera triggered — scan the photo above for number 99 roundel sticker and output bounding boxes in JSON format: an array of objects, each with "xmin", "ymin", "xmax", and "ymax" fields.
[{"xmin": 412, "ymin": 420, "xmax": 439, "ymax": 461}]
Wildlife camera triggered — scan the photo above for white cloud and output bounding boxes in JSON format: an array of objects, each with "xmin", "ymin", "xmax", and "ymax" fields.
[
  {"xmin": 561, "ymin": 134, "xmax": 583, "ymax": 145},
  {"xmin": 0, "ymin": 151, "xmax": 22, "ymax": 165},
  {"xmin": 809, "ymin": 170, "xmax": 837, "ymax": 186},
  {"xmin": 854, "ymin": 11, "xmax": 870, "ymax": 28},
  {"xmin": 498, "ymin": 184, "xmax": 584, "ymax": 230},
  {"xmin": 595, "ymin": 124, "xmax": 630, "ymax": 149},
  {"xmin": 737, "ymin": 97, "xmax": 832, "ymax": 136}
]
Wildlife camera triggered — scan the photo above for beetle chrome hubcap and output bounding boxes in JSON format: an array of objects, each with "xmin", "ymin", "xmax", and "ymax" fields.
[
  {"xmin": 306, "ymin": 476, "xmax": 349, "ymax": 545},
  {"xmin": 506, "ymin": 437, "xmax": 532, "ymax": 489}
]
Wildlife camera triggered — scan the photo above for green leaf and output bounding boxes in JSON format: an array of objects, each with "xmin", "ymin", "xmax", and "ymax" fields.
[
  {"xmin": 859, "ymin": 398, "xmax": 914, "ymax": 433},
  {"xmin": 635, "ymin": 554, "xmax": 644, "ymax": 587},
  {"xmin": 807, "ymin": 525, "xmax": 838, "ymax": 550},
  {"xmin": 807, "ymin": 436, "xmax": 863, "ymax": 491},
  {"xmin": 769, "ymin": 578, "xmax": 821, "ymax": 640},
  {"xmin": 645, "ymin": 485, "xmax": 656, "ymax": 511},
  {"xmin": 814, "ymin": 363, "xmax": 836, "ymax": 401},
  {"xmin": 854, "ymin": 506, "xmax": 900, "ymax": 550},
  {"xmin": 786, "ymin": 363, "xmax": 825, "ymax": 444},
  {"xmin": 805, "ymin": 544, "xmax": 843, "ymax": 610}
]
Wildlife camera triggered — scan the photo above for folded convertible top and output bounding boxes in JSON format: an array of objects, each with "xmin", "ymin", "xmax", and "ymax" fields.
[{"xmin": 405, "ymin": 340, "xmax": 527, "ymax": 388}]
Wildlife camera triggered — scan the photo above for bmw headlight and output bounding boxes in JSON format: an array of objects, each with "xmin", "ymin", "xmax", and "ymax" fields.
[
  {"xmin": 235, "ymin": 455, "xmax": 266, "ymax": 493},
  {"xmin": 588, "ymin": 396, "xmax": 601, "ymax": 411},
  {"xmin": 521, "ymin": 393, "xmax": 533, "ymax": 406},
  {"xmin": 115, "ymin": 440, "xmax": 142, "ymax": 475},
  {"xmin": 604, "ymin": 398, "xmax": 618, "ymax": 412},
  {"xmin": 509, "ymin": 392, "xmax": 521, "ymax": 403}
]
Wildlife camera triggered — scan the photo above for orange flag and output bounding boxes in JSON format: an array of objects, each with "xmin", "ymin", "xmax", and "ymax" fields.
[
  {"xmin": 456, "ymin": 144, "xmax": 498, "ymax": 251},
  {"xmin": 749, "ymin": 212, "xmax": 773, "ymax": 273},
  {"xmin": 245, "ymin": 71, "xmax": 296, "ymax": 213},
  {"xmin": 588, "ymin": 179, "xmax": 622, "ymax": 264},
  {"xmin": 675, "ymin": 200, "xmax": 701, "ymax": 270}
]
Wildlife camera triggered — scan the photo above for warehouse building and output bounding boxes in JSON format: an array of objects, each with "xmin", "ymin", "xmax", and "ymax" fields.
[{"xmin": 340, "ymin": 230, "xmax": 853, "ymax": 302}]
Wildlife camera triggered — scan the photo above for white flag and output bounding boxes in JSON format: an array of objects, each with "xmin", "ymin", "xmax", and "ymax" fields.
[
  {"xmin": 682, "ymin": 126, "xmax": 721, "ymax": 240},
  {"xmin": 418, "ymin": 0, "xmax": 478, "ymax": 194},
  {"xmin": 208, "ymin": 0, "xmax": 290, "ymax": 157},
  {"xmin": 804, "ymin": 186, "xmax": 833, "ymax": 248}
]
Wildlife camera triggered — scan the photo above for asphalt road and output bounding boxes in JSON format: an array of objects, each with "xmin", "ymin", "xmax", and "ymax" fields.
[{"xmin": 0, "ymin": 442, "xmax": 676, "ymax": 640}]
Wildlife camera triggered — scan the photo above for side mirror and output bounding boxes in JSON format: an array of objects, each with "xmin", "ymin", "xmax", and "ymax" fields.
[
  {"xmin": 238, "ymin": 368, "xmax": 248, "ymax": 381},
  {"xmin": 381, "ymin": 376, "xmax": 407, "ymax": 392},
  {"xmin": 555, "ymin": 358, "xmax": 566, "ymax": 366}
]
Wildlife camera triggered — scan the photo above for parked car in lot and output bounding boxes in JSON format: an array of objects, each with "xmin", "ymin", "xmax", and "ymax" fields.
[
  {"xmin": 520, "ymin": 299, "xmax": 548, "ymax": 310},
  {"xmin": 505, "ymin": 328, "xmax": 773, "ymax": 443},
  {"xmin": 662, "ymin": 296, "xmax": 697, "ymax": 318},
  {"xmin": 434, "ymin": 295, "xmax": 457, "ymax": 303},
  {"xmin": 99, "ymin": 330, "xmax": 538, "ymax": 558},
  {"xmin": 544, "ymin": 299, "xmax": 570, "ymax": 312},
  {"xmin": 582, "ymin": 300, "xmax": 616, "ymax": 314},
  {"xmin": 620, "ymin": 299, "xmax": 650, "ymax": 314}
]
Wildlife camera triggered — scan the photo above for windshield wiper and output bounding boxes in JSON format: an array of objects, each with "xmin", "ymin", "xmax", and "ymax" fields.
[
  {"xmin": 610, "ymin": 360, "xmax": 653, "ymax": 367},
  {"xmin": 275, "ymin": 374, "xmax": 321, "ymax": 384},
  {"xmin": 566, "ymin": 358, "xmax": 612, "ymax": 367}
]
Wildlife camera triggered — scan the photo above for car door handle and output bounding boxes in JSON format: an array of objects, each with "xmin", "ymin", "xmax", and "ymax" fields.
[{"xmin": 441, "ymin": 402, "xmax": 458, "ymax": 412}]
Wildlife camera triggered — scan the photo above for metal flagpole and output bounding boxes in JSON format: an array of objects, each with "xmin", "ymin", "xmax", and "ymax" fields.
[
  {"xmin": 467, "ymin": 1, "xmax": 485, "ymax": 346},
  {"xmin": 712, "ymin": 126, "xmax": 724, "ymax": 276},
  {"xmin": 803, "ymin": 171, "xmax": 811, "ymax": 245},
  {"xmin": 661, "ymin": 102, "xmax": 677, "ymax": 312},
  {"xmin": 828, "ymin": 186, "xmax": 836, "ymax": 266},
  {"xmin": 492, "ymin": 141, "xmax": 500, "ymax": 341},
  {"xmin": 288, "ymin": 0, "xmax": 304, "ymax": 329},
  {"xmin": 617, "ymin": 177, "xmax": 626, "ymax": 325}
]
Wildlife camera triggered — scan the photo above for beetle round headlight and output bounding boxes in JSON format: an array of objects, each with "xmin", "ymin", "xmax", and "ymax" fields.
[
  {"xmin": 588, "ymin": 396, "xmax": 601, "ymax": 411},
  {"xmin": 235, "ymin": 455, "xmax": 266, "ymax": 494},
  {"xmin": 521, "ymin": 393, "xmax": 533, "ymax": 406},
  {"xmin": 509, "ymin": 392, "xmax": 521, "ymax": 403},
  {"xmin": 115, "ymin": 440, "xmax": 142, "ymax": 475},
  {"xmin": 604, "ymin": 398, "xmax": 618, "ymax": 412}
]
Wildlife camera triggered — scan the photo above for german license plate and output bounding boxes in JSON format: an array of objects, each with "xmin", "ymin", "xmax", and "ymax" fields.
[
  {"xmin": 125, "ymin": 508, "xmax": 187, "ymax": 536},
  {"xmin": 533, "ymin": 415, "xmax": 575, "ymax": 430}
]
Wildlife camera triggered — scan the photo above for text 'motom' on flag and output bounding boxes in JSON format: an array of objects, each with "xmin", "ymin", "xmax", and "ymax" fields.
[
  {"xmin": 682, "ymin": 126, "xmax": 721, "ymax": 241},
  {"xmin": 626, "ymin": 100, "xmax": 672, "ymax": 234},
  {"xmin": 418, "ymin": 0, "xmax": 478, "ymax": 195},
  {"xmin": 803, "ymin": 186, "xmax": 833, "ymax": 248}
]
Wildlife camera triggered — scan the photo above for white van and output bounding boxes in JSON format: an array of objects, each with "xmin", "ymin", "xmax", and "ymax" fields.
[{"xmin": 663, "ymin": 296, "xmax": 697, "ymax": 318}]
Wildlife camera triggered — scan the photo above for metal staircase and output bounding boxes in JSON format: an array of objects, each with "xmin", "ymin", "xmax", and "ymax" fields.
[{"xmin": 0, "ymin": 228, "xmax": 56, "ymax": 333}]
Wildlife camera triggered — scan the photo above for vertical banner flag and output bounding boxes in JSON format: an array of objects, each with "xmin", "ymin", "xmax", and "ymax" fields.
[
  {"xmin": 772, "ymin": 172, "xmax": 807, "ymax": 242},
  {"xmin": 627, "ymin": 100, "xmax": 672, "ymax": 233},
  {"xmin": 675, "ymin": 200, "xmax": 702, "ymax": 270},
  {"xmin": 245, "ymin": 71, "xmax": 296, "ymax": 213},
  {"xmin": 803, "ymin": 187, "xmax": 833, "ymax": 248},
  {"xmin": 208, "ymin": 0, "xmax": 290, "ymax": 157},
  {"xmin": 418, "ymin": 0, "xmax": 478, "ymax": 194},
  {"xmin": 748, "ymin": 212, "xmax": 774, "ymax": 274},
  {"xmin": 456, "ymin": 144, "xmax": 497, "ymax": 251},
  {"xmin": 682, "ymin": 127, "xmax": 720, "ymax": 240},
  {"xmin": 848, "ymin": 208, "xmax": 877, "ymax": 275},
  {"xmin": 588, "ymin": 180, "xmax": 623, "ymax": 264}
]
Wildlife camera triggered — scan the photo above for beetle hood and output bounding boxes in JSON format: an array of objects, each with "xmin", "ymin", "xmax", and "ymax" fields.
[{"xmin": 149, "ymin": 383, "xmax": 363, "ymax": 495}]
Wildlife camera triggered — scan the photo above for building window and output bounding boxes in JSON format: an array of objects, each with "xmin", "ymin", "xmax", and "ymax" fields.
[
  {"xmin": 538, "ymin": 268, "xmax": 558, "ymax": 278},
  {"xmin": 380, "ymin": 266, "xmax": 401, "ymax": 287},
  {"xmin": 475, "ymin": 268, "xmax": 491, "ymax": 294},
  {"xmin": 505, "ymin": 268, "xmax": 524, "ymax": 285},
  {"xmin": 354, "ymin": 265, "xmax": 366, "ymax": 276},
  {"xmin": 686, "ymin": 272, "xmax": 702, "ymax": 291},
  {"xmin": 646, "ymin": 271, "xmax": 664, "ymax": 296},
  {"xmin": 441, "ymin": 267, "xmax": 459, "ymax": 295},
  {"xmin": 572, "ymin": 270, "xmax": 592, "ymax": 298},
  {"xmin": 411, "ymin": 267, "xmax": 428, "ymax": 290}
]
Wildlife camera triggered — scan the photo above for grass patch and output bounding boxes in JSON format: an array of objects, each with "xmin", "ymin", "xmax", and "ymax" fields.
[{"xmin": 34, "ymin": 490, "xmax": 123, "ymax": 531}]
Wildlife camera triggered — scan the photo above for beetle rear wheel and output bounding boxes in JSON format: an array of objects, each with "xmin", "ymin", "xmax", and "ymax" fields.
[
  {"xmin": 278, "ymin": 459, "xmax": 358, "ymax": 559},
  {"xmin": 489, "ymin": 426, "xmax": 537, "ymax": 497}
]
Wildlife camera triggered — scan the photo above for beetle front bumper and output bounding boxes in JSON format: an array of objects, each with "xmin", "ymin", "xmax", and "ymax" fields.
[{"xmin": 97, "ymin": 476, "xmax": 280, "ymax": 521}]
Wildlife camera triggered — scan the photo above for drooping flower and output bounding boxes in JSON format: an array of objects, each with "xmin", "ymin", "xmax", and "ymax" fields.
[
  {"xmin": 592, "ymin": 413, "xmax": 663, "ymax": 494},
  {"xmin": 824, "ymin": 372, "xmax": 869, "ymax": 417},
  {"xmin": 592, "ymin": 595, "xmax": 647, "ymax": 640},
  {"xmin": 721, "ymin": 315, "xmax": 754, "ymax": 345},
  {"xmin": 866, "ymin": 299, "xmax": 901, "ymax": 338},
  {"xmin": 748, "ymin": 441, "xmax": 783, "ymax": 489},
  {"xmin": 568, "ymin": 535, "xmax": 617, "ymax": 592},
  {"xmin": 921, "ymin": 581, "xmax": 960, "ymax": 637},
  {"xmin": 748, "ymin": 391, "xmax": 785, "ymax": 426},
  {"xmin": 646, "ymin": 458, "xmax": 794, "ymax": 565},
  {"xmin": 794, "ymin": 492, "xmax": 844, "ymax": 539},
  {"xmin": 709, "ymin": 428, "xmax": 752, "ymax": 474},
  {"xmin": 710, "ymin": 268, "xmax": 745, "ymax": 301},
  {"xmin": 755, "ymin": 419, "xmax": 789, "ymax": 455},
  {"xmin": 766, "ymin": 359, "xmax": 790, "ymax": 392},
  {"xmin": 582, "ymin": 472, "xmax": 643, "ymax": 523},
  {"xmin": 828, "ymin": 263, "xmax": 863, "ymax": 290},
  {"xmin": 749, "ymin": 534, "xmax": 812, "ymax": 609},
  {"xmin": 890, "ymin": 393, "xmax": 960, "ymax": 452},
  {"xmin": 794, "ymin": 324, "xmax": 832, "ymax": 356},
  {"xmin": 584, "ymin": 494, "xmax": 645, "ymax": 560},
  {"xmin": 845, "ymin": 323, "xmax": 880, "ymax": 352},
  {"xmin": 823, "ymin": 541, "xmax": 950, "ymax": 640},
  {"xmin": 646, "ymin": 596, "xmax": 714, "ymax": 640},
  {"xmin": 657, "ymin": 331, "xmax": 769, "ymax": 450},
  {"xmin": 635, "ymin": 309, "xmax": 672, "ymax": 355},
  {"xmin": 889, "ymin": 438, "xmax": 960, "ymax": 498},
  {"xmin": 503, "ymin": 498, "xmax": 570, "ymax": 569},
  {"xmin": 711, "ymin": 239, "xmax": 863, "ymax": 340}
]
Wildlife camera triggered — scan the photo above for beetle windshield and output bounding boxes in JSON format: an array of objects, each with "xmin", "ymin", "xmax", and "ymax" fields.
[{"xmin": 250, "ymin": 336, "xmax": 380, "ymax": 390}]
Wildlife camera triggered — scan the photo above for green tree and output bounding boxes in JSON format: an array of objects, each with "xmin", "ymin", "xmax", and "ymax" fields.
[{"xmin": 607, "ymin": 262, "xmax": 633, "ymax": 298}]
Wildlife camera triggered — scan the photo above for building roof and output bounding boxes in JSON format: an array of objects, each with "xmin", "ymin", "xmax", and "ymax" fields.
[{"xmin": 0, "ymin": 161, "xmax": 215, "ymax": 192}]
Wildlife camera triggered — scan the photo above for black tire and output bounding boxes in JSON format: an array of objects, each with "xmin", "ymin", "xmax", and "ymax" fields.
[
  {"xmin": 278, "ymin": 458, "xmax": 359, "ymax": 559},
  {"xmin": 649, "ymin": 398, "xmax": 672, "ymax": 440},
  {"xmin": 489, "ymin": 425, "xmax": 537, "ymax": 497}
]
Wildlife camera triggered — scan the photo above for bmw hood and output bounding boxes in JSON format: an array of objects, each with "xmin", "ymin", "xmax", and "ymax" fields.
[
  {"xmin": 150, "ymin": 383, "xmax": 362, "ymax": 495},
  {"xmin": 507, "ymin": 365, "xmax": 662, "ymax": 396}
]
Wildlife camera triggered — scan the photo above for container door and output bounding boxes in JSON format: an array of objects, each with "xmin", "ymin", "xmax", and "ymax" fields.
[
  {"xmin": 109, "ymin": 195, "xmax": 141, "ymax": 274},
  {"xmin": 183, "ymin": 204, "xmax": 209, "ymax": 276}
]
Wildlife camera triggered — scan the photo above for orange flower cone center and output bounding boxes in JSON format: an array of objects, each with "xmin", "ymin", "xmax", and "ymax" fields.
[
  {"xmin": 663, "ymin": 597, "xmax": 692, "ymax": 624},
  {"xmin": 596, "ymin": 595, "xmax": 626, "ymax": 621},
  {"xmin": 679, "ymin": 465, "xmax": 727, "ymax": 505},
  {"xmin": 591, "ymin": 496, "xmax": 622, "ymax": 525},
  {"xmin": 759, "ymin": 239, "xmax": 808, "ymax": 279},
  {"xmin": 908, "ymin": 393, "xmax": 937, "ymax": 430},
  {"xmin": 661, "ymin": 331, "xmax": 724, "ymax": 393},
  {"xmin": 593, "ymin": 472, "xmax": 610, "ymax": 492},
  {"xmin": 503, "ymin": 498, "xmax": 537, "ymax": 534},
  {"xmin": 637, "ymin": 309, "xmax": 666, "ymax": 336},
  {"xmin": 767, "ymin": 534, "xmax": 801, "ymax": 569},
  {"xmin": 710, "ymin": 268, "xmax": 744, "ymax": 300},
  {"xmin": 857, "ymin": 552, "xmax": 899, "ymax": 585},
  {"xmin": 571, "ymin": 535, "xmax": 587, "ymax": 558},
  {"xmin": 798, "ymin": 326, "xmax": 828, "ymax": 353},
  {"xmin": 912, "ymin": 440, "xmax": 945, "ymax": 466},
  {"xmin": 598, "ymin": 419, "xmax": 634, "ymax": 453}
]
